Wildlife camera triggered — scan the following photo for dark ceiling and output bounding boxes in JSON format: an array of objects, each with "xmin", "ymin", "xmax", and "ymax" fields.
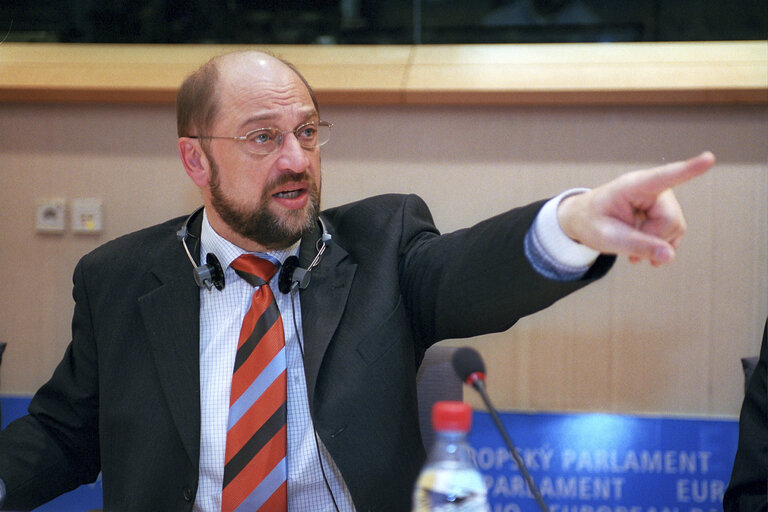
[{"xmin": 2, "ymin": 0, "xmax": 766, "ymax": 45}]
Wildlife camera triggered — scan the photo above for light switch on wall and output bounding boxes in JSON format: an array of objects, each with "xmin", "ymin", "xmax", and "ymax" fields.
[{"xmin": 71, "ymin": 198, "xmax": 103, "ymax": 234}]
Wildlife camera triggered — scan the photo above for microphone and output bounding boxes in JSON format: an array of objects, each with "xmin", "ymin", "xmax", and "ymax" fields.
[
  {"xmin": 278, "ymin": 255, "xmax": 311, "ymax": 294},
  {"xmin": 452, "ymin": 345, "xmax": 486, "ymax": 388},
  {"xmin": 452, "ymin": 347, "xmax": 550, "ymax": 512}
]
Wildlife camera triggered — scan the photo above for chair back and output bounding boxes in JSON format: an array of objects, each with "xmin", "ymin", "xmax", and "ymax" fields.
[
  {"xmin": 416, "ymin": 345, "xmax": 463, "ymax": 449},
  {"xmin": 0, "ymin": 342, "xmax": 5, "ymax": 427}
]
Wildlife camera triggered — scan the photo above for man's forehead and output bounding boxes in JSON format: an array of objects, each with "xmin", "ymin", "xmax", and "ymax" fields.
[
  {"xmin": 240, "ymin": 106, "xmax": 318, "ymax": 123},
  {"xmin": 218, "ymin": 52, "xmax": 296, "ymax": 85},
  {"xmin": 218, "ymin": 54, "xmax": 310, "ymax": 101},
  {"xmin": 205, "ymin": 51, "xmax": 316, "ymax": 132}
]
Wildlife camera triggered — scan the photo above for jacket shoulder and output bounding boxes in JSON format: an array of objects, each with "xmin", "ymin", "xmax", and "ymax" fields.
[
  {"xmin": 76, "ymin": 214, "xmax": 189, "ymax": 278},
  {"xmin": 322, "ymin": 194, "xmax": 435, "ymax": 237}
]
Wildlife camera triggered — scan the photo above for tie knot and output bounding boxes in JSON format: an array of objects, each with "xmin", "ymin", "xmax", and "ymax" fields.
[{"xmin": 230, "ymin": 254, "xmax": 278, "ymax": 287}]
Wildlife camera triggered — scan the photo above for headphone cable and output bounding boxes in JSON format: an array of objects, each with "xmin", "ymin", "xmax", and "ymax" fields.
[{"xmin": 290, "ymin": 290, "xmax": 341, "ymax": 512}]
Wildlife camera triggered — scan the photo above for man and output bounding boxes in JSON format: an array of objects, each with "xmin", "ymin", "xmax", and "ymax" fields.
[{"xmin": 0, "ymin": 51, "xmax": 714, "ymax": 511}]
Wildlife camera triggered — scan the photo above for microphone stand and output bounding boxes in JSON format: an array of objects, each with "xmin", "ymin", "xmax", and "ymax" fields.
[{"xmin": 471, "ymin": 378, "xmax": 550, "ymax": 512}]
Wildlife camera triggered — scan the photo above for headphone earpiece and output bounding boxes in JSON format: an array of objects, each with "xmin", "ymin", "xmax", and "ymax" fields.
[
  {"xmin": 279, "ymin": 256, "xmax": 309, "ymax": 294},
  {"xmin": 277, "ymin": 217, "xmax": 330, "ymax": 294},
  {"xmin": 195, "ymin": 253, "xmax": 225, "ymax": 291},
  {"xmin": 178, "ymin": 208, "xmax": 226, "ymax": 291},
  {"xmin": 179, "ymin": 208, "xmax": 330, "ymax": 293}
]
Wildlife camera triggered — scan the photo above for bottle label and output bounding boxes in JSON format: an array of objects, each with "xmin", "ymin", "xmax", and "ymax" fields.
[{"xmin": 412, "ymin": 468, "xmax": 490, "ymax": 512}]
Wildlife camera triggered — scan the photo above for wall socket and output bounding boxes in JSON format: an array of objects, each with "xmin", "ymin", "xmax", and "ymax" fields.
[{"xmin": 35, "ymin": 198, "xmax": 66, "ymax": 234}]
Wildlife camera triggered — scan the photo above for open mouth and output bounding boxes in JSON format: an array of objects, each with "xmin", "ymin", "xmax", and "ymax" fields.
[
  {"xmin": 270, "ymin": 183, "xmax": 311, "ymax": 210},
  {"xmin": 273, "ymin": 188, "xmax": 304, "ymax": 199}
]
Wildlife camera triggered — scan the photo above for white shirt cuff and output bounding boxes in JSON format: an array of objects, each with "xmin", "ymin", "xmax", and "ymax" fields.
[{"xmin": 534, "ymin": 188, "xmax": 600, "ymax": 268}]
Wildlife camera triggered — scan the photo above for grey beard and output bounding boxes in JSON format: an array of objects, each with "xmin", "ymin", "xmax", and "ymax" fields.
[{"xmin": 209, "ymin": 170, "xmax": 320, "ymax": 250}]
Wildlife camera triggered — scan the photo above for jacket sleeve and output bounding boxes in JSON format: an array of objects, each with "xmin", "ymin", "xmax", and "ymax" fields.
[
  {"xmin": 397, "ymin": 194, "xmax": 614, "ymax": 347},
  {"xmin": 0, "ymin": 258, "xmax": 101, "ymax": 510}
]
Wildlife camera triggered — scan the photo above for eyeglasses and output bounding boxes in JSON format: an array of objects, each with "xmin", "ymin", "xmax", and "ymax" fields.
[{"xmin": 189, "ymin": 120, "xmax": 333, "ymax": 156}]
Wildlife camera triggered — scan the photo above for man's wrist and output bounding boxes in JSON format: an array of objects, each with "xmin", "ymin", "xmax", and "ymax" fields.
[
  {"xmin": 535, "ymin": 188, "xmax": 600, "ymax": 268},
  {"xmin": 524, "ymin": 189, "xmax": 600, "ymax": 281}
]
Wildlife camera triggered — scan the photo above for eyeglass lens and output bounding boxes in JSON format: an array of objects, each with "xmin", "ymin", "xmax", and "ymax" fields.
[{"xmin": 245, "ymin": 123, "xmax": 331, "ymax": 154}]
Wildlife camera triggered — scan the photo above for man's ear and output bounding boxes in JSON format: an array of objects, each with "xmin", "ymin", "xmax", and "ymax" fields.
[{"xmin": 178, "ymin": 137, "xmax": 210, "ymax": 187}]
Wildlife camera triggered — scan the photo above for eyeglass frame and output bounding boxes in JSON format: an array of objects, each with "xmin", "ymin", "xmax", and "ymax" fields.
[{"xmin": 186, "ymin": 120, "xmax": 333, "ymax": 155}]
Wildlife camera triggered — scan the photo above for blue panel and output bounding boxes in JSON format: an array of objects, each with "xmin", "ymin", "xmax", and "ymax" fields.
[
  {"xmin": 466, "ymin": 411, "xmax": 739, "ymax": 512},
  {"xmin": 2, "ymin": 396, "xmax": 740, "ymax": 511},
  {"xmin": 1, "ymin": 397, "xmax": 30, "ymax": 430}
]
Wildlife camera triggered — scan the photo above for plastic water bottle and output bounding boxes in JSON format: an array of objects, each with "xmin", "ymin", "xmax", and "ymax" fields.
[{"xmin": 412, "ymin": 401, "xmax": 490, "ymax": 512}]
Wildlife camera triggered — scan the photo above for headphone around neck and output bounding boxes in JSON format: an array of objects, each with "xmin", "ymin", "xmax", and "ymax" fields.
[{"xmin": 176, "ymin": 207, "xmax": 331, "ymax": 293}]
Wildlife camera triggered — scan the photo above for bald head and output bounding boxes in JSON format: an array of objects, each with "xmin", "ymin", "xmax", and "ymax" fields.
[{"xmin": 176, "ymin": 50, "xmax": 318, "ymax": 138}]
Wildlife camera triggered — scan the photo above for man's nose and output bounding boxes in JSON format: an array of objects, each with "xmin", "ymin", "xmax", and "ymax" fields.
[{"xmin": 275, "ymin": 132, "xmax": 310, "ymax": 172}]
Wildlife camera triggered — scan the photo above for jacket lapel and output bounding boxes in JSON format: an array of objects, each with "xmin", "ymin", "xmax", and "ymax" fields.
[
  {"xmin": 298, "ymin": 219, "xmax": 356, "ymax": 407},
  {"xmin": 138, "ymin": 222, "xmax": 202, "ymax": 467}
]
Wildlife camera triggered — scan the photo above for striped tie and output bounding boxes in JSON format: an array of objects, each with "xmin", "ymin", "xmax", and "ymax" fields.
[{"xmin": 223, "ymin": 254, "xmax": 287, "ymax": 512}]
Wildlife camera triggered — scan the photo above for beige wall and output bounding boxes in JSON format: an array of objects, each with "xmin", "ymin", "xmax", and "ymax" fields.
[{"xmin": 0, "ymin": 102, "xmax": 766, "ymax": 418}]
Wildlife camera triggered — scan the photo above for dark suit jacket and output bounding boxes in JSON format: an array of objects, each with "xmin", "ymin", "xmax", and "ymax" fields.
[
  {"xmin": 723, "ymin": 317, "xmax": 768, "ymax": 511},
  {"xmin": 0, "ymin": 194, "xmax": 613, "ymax": 511}
]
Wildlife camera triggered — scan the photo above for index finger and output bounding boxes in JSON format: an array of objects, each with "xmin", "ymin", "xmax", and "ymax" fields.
[{"xmin": 629, "ymin": 151, "xmax": 715, "ymax": 196}]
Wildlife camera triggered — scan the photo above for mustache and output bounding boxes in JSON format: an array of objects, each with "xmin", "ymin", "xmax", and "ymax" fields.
[{"xmin": 266, "ymin": 171, "xmax": 313, "ymax": 189}]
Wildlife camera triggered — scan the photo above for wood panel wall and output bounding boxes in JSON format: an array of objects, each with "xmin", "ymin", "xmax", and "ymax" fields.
[{"xmin": 1, "ymin": 42, "xmax": 766, "ymax": 105}]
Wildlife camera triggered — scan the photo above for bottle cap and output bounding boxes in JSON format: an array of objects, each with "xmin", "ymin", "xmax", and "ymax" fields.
[{"xmin": 432, "ymin": 401, "xmax": 472, "ymax": 432}]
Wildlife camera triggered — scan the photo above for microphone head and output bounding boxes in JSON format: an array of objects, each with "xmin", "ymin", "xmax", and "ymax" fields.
[
  {"xmin": 292, "ymin": 266, "xmax": 311, "ymax": 290},
  {"xmin": 452, "ymin": 346, "xmax": 486, "ymax": 385},
  {"xmin": 201, "ymin": 253, "xmax": 225, "ymax": 291},
  {"xmin": 278, "ymin": 256, "xmax": 300, "ymax": 294}
]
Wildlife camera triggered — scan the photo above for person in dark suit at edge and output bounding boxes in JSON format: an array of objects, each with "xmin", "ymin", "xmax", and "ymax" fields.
[
  {"xmin": 724, "ymin": 317, "xmax": 768, "ymax": 511},
  {"xmin": 0, "ymin": 51, "xmax": 714, "ymax": 511}
]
